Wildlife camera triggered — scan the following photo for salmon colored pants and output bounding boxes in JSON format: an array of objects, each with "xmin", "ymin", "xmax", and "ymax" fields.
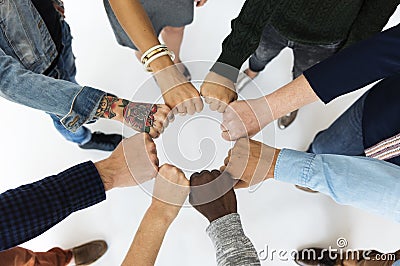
[{"xmin": 0, "ymin": 246, "xmax": 72, "ymax": 266}]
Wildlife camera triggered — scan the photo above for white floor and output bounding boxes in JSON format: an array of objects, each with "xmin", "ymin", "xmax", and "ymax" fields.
[{"xmin": 1, "ymin": 1, "xmax": 400, "ymax": 265}]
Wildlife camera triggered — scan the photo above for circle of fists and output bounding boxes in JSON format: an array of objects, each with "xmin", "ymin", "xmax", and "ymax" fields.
[{"xmin": 105, "ymin": 65, "xmax": 279, "ymax": 214}]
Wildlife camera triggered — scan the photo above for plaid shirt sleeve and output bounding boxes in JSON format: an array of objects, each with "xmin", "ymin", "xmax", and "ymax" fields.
[{"xmin": 0, "ymin": 161, "xmax": 106, "ymax": 250}]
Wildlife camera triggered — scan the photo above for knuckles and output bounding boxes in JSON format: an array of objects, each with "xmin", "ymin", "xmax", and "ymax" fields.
[
  {"xmin": 146, "ymin": 140, "xmax": 157, "ymax": 150},
  {"xmin": 150, "ymin": 154, "xmax": 159, "ymax": 165},
  {"xmin": 190, "ymin": 170, "xmax": 216, "ymax": 187},
  {"xmin": 210, "ymin": 169, "xmax": 221, "ymax": 177},
  {"xmin": 200, "ymin": 169, "xmax": 211, "ymax": 175}
]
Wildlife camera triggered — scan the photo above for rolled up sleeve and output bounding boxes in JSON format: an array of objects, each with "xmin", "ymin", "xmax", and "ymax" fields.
[{"xmin": 275, "ymin": 149, "xmax": 400, "ymax": 222}]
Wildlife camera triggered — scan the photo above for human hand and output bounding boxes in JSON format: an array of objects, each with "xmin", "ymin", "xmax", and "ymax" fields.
[
  {"xmin": 151, "ymin": 164, "xmax": 190, "ymax": 220},
  {"xmin": 195, "ymin": 0, "xmax": 208, "ymax": 7},
  {"xmin": 220, "ymin": 138, "xmax": 280, "ymax": 189},
  {"xmin": 96, "ymin": 96, "xmax": 173, "ymax": 138},
  {"xmin": 221, "ymin": 97, "xmax": 272, "ymax": 141},
  {"xmin": 122, "ymin": 102, "xmax": 173, "ymax": 138},
  {"xmin": 153, "ymin": 65, "xmax": 203, "ymax": 115},
  {"xmin": 200, "ymin": 71, "xmax": 237, "ymax": 113},
  {"xmin": 95, "ymin": 133, "xmax": 159, "ymax": 190},
  {"xmin": 189, "ymin": 170, "xmax": 237, "ymax": 222}
]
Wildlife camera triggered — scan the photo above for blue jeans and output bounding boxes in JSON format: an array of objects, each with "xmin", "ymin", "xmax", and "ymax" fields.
[
  {"xmin": 309, "ymin": 92, "xmax": 368, "ymax": 155},
  {"xmin": 249, "ymin": 25, "xmax": 342, "ymax": 79},
  {"xmin": 47, "ymin": 21, "xmax": 92, "ymax": 145}
]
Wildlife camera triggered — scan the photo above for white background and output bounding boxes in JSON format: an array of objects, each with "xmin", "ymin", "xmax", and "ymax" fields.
[{"xmin": 0, "ymin": 0, "xmax": 399, "ymax": 265}]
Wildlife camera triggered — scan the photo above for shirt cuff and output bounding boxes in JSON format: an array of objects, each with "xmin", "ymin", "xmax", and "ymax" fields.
[
  {"xmin": 274, "ymin": 149, "xmax": 316, "ymax": 187},
  {"xmin": 60, "ymin": 86, "xmax": 106, "ymax": 132},
  {"xmin": 210, "ymin": 60, "xmax": 241, "ymax": 83},
  {"xmin": 60, "ymin": 161, "xmax": 106, "ymax": 211},
  {"xmin": 206, "ymin": 213, "xmax": 243, "ymax": 244},
  {"xmin": 302, "ymin": 69, "xmax": 334, "ymax": 104}
]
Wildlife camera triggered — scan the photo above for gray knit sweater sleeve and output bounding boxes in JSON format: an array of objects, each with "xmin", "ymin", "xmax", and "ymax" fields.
[{"xmin": 206, "ymin": 213, "xmax": 260, "ymax": 266}]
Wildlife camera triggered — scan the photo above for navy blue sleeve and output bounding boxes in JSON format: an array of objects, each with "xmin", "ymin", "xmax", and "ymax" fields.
[
  {"xmin": 304, "ymin": 24, "xmax": 400, "ymax": 104},
  {"xmin": 0, "ymin": 161, "xmax": 106, "ymax": 251}
]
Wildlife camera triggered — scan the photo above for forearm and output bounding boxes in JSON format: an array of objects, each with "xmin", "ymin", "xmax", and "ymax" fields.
[
  {"xmin": 263, "ymin": 75, "xmax": 319, "ymax": 120},
  {"xmin": 211, "ymin": 0, "xmax": 277, "ymax": 81},
  {"xmin": 95, "ymin": 95, "xmax": 157, "ymax": 133},
  {"xmin": 259, "ymin": 24, "xmax": 400, "ymax": 120},
  {"xmin": 122, "ymin": 204, "xmax": 174, "ymax": 266},
  {"xmin": 0, "ymin": 162, "xmax": 106, "ymax": 250},
  {"xmin": 274, "ymin": 149, "xmax": 400, "ymax": 222},
  {"xmin": 207, "ymin": 213, "xmax": 260, "ymax": 266},
  {"xmin": 0, "ymin": 48, "xmax": 106, "ymax": 132},
  {"xmin": 107, "ymin": 0, "xmax": 173, "ymax": 71},
  {"xmin": 108, "ymin": 0, "xmax": 158, "ymax": 51}
]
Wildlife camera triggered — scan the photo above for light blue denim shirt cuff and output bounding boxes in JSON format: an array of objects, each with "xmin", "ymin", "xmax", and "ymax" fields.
[
  {"xmin": 60, "ymin": 86, "xmax": 106, "ymax": 132},
  {"xmin": 274, "ymin": 149, "xmax": 316, "ymax": 187}
]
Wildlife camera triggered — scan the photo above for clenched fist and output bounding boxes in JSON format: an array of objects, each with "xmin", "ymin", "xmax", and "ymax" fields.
[
  {"xmin": 201, "ymin": 71, "xmax": 237, "ymax": 113},
  {"xmin": 152, "ymin": 164, "xmax": 189, "ymax": 220},
  {"xmin": 95, "ymin": 96, "xmax": 173, "ymax": 139},
  {"xmin": 95, "ymin": 133, "xmax": 159, "ymax": 190},
  {"xmin": 124, "ymin": 133, "xmax": 159, "ymax": 185},
  {"xmin": 221, "ymin": 98, "xmax": 273, "ymax": 141},
  {"xmin": 189, "ymin": 170, "xmax": 237, "ymax": 222},
  {"xmin": 154, "ymin": 65, "xmax": 203, "ymax": 115},
  {"xmin": 220, "ymin": 138, "xmax": 280, "ymax": 188}
]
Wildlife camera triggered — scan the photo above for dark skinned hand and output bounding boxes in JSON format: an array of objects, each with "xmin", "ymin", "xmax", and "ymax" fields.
[{"xmin": 189, "ymin": 170, "xmax": 237, "ymax": 222}]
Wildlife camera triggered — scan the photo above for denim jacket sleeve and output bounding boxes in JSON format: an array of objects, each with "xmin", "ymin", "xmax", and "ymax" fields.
[
  {"xmin": 0, "ymin": 47, "xmax": 105, "ymax": 132},
  {"xmin": 274, "ymin": 149, "xmax": 400, "ymax": 223}
]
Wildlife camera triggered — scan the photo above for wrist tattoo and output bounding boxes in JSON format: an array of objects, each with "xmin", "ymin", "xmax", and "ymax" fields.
[
  {"xmin": 121, "ymin": 100, "xmax": 158, "ymax": 133},
  {"xmin": 96, "ymin": 96, "xmax": 119, "ymax": 119}
]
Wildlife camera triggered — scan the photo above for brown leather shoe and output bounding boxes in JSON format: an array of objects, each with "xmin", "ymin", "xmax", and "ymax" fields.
[
  {"xmin": 72, "ymin": 240, "xmax": 108, "ymax": 265},
  {"xmin": 278, "ymin": 110, "xmax": 298, "ymax": 129},
  {"xmin": 295, "ymin": 185, "xmax": 319, "ymax": 193}
]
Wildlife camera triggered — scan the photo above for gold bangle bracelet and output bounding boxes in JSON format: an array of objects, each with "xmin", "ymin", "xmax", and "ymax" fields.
[
  {"xmin": 140, "ymin": 44, "xmax": 167, "ymax": 64},
  {"xmin": 144, "ymin": 50, "xmax": 175, "ymax": 72},
  {"xmin": 141, "ymin": 47, "xmax": 168, "ymax": 65}
]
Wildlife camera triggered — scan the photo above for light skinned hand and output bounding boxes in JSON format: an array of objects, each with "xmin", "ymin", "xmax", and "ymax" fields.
[
  {"xmin": 94, "ymin": 133, "xmax": 159, "ymax": 190},
  {"xmin": 122, "ymin": 103, "xmax": 173, "ymax": 139},
  {"xmin": 151, "ymin": 164, "xmax": 190, "ymax": 220},
  {"xmin": 200, "ymin": 71, "xmax": 237, "ymax": 113},
  {"xmin": 153, "ymin": 65, "xmax": 203, "ymax": 116},
  {"xmin": 221, "ymin": 97, "xmax": 273, "ymax": 141},
  {"xmin": 148, "ymin": 104, "xmax": 173, "ymax": 138},
  {"xmin": 96, "ymin": 96, "xmax": 173, "ymax": 139},
  {"xmin": 220, "ymin": 138, "xmax": 280, "ymax": 189}
]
